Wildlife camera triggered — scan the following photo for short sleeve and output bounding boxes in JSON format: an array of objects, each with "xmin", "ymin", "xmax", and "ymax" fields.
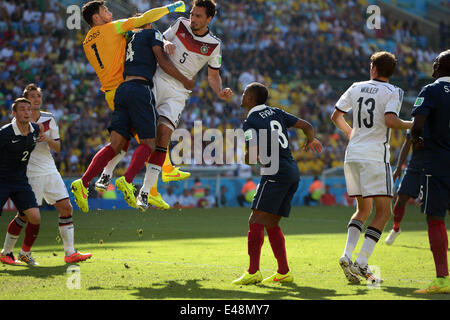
[
  {"xmin": 280, "ymin": 109, "xmax": 299, "ymax": 128},
  {"xmin": 49, "ymin": 117, "xmax": 60, "ymax": 140},
  {"xmin": 412, "ymin": 86, "xmax": 434, "ymax": 118},
  {"xmin": 385, "ymin": 88, "xmax": 404, "ymax": 116},
  {"xmin": 243, "ymin": 120, "xmax": 257, "ymax": 146},
  {"xmin": 163, "ymin": 18, "xmax": 182, "ymax": 41},
  {"xmin": 208, "ymin": 42, "xmax": 222, "ymax": 70},
  {"xmin": 149, "ymin": 29, "xmax": 164, "ymax": 48},
  {"xmin": 335, "ymin": 85, "xmax": 354, "ymax": 113}
]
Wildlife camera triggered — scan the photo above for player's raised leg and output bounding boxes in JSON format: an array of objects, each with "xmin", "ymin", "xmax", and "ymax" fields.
[
  {"xmin": 72, "ymin": 131, "xmax": 127, "ymax": 212},
  {"xmin": 138, "ymin": 119, "xmax": 174, "ymax": 210},
  {"xmin": 116, "ymin": 142, "xmax": 153, "ymax": 209}
]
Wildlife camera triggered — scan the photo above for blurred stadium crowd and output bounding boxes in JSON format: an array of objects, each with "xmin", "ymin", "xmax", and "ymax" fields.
[{"xmin": 0, "ymin": 0, "xmax": 448, "ymax": 177}]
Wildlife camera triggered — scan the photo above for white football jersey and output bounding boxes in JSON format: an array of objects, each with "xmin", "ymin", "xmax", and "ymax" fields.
[
  {"xmin": 155, "ymin": 17, "xmax": 222, "ymax": 91},
  {"xmin": 335, "ymin": 80, "xmax": 404, "ymax": 163},
  {"xmin": 26, "ymin": 111, "xmax": 60, "ymax": 178}
]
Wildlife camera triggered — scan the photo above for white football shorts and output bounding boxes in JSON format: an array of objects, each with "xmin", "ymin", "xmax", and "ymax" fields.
[
  {"xmin": 152, "ymin": 76, "xmax": 190, "ymax": 128},
  {"xmin": 344, "ymin": 161, "xmax": 394, "ymax": 198},
  {"xmin": 28, "ymin": 173, "xmax": 69, "ymax": 206}
]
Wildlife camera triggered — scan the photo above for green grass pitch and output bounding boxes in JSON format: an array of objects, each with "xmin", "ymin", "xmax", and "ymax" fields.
[{"xmin": 0, "ymin": 205, "xmax": 448, "ymax": 300}]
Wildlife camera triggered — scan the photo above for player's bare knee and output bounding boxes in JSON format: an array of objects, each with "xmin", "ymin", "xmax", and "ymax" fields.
[
  {"xmin": 156, "ymin": 119, "xmax": 174, "ymax": 147},
  {"xmin": 140, "ymin": 139, "xmax": 155, "ymax": 153},
  {"xmin": 55, "ymin": 199, "xmax": 73, "ymax": 217},
  {"xmin": 24, "ymin": 208, "xmax": 40, "ymax": 225}
]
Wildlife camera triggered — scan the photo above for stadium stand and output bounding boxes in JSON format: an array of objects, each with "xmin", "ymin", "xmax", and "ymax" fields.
[{"xmin": 0, "ymin": 0, "xmax": 447, "ymax": 181}]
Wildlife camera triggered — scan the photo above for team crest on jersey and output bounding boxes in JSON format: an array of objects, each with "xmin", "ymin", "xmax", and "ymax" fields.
[
  {"xmin": 414, "ymin": 97, "xmax": 424, "ymax": 107},
  {"xmin": 244, "ymin": 129, "xmax": 253, "ymax": 142},
  {"xmin": 200, "ymin": 45, "xmax": 209, "ymax": 55},
  {"xmin": 155, "ymin": 31, "xmax": 163, "ymax": 42}
]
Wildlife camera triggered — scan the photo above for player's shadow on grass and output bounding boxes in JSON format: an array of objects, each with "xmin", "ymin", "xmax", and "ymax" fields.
[
  {"xmin": 381, "ymin": 285, "xmax": 450, "ymax": 300},
  {"xmin": 0, "ymin": 264, "xmax": 69, "ymax": 279},
  {"xmin": 397, "ymin": 244, "xmax": 429, "ymax": 251},
  {"xmin": 88, "ymin": 279, "xmax": 351, "ymax": 300}
]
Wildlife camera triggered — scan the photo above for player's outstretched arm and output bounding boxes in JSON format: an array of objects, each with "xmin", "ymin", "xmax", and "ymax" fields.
[
  {"xmin": 153, "ymin": 45, "xmax": 195, "ymax": 90},
  {"xmin": 293, "ymin": 119, "xmax": 323, "ymax": 154},
  {"xmin": 118, "ymin": 1, "xmax": 185, "ymax": 33},
  {"xmin": 207, "ymin": 67, "xmax": 233, "ymax": 101}
]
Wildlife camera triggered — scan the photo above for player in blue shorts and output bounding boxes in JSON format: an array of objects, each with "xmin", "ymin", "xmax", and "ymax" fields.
[
  {"xmin": 0, "ymin": 98, "xmax": 42, "ymax": 266},
  {"xmin": 71, "ymin": 22, "xmax": 193, "ymax": 211},
  {"xmin": 232, "ymin": 82, "xmax": 322, "ymax": 285},
  {"xmin": 410, "ymin": 50, "xmax": 450, "ymax": 294},
  {"xmin": 385, "ymin": 130, "xmax": 424, "ymax": 245}
]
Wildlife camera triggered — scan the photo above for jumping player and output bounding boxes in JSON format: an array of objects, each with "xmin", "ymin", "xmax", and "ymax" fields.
[
  {"xmin": 135, "ymin": 0, "xmax": 233, "ymax": 210},
  {"xmin": 232, "ymin": 82, "xmax": 322, "ymax": 285},
  {"xmin": 331, "ymin": 51, "xmax": 413, "ymax": 284},
  {"xmin": 79, "ymin": 0, "xmax": 191, "ymax": 202},
  {"xmin": 0, "ymin": 98, "xmax": 41, "ymax": 266},
  {"xmin": 411, "ymin": 50, "xmax": 450, "ymax": 294},
  {"xmin": 73, "ymin": 21, "xmax": 194, "ymax": 211}
]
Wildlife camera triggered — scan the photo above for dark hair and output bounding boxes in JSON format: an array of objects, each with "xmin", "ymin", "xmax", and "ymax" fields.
[
  {"xmin": 246, "ymin": 82, "xmax": 268, "ymax": 105},
  {"xmin": 12, "ymin": 98, "xmax": 31, "ymax": 112},
  {"xmin": 82, "ymin": 0, "xmax": 105, "ymax": 26},
  {"xmin": 436, "ymin": 49, "xmax": 450, "ymax": 76},
  {"xmin": 192, "ymin": 0, "xmax": 217, "ymax": 18},
  {"xmin": 370, "ymin": 51, "xmax": 397, "ymax": 78},
  {"xmin": 22, "ymin": 83, "xmax": 41, "ymax": 99}
]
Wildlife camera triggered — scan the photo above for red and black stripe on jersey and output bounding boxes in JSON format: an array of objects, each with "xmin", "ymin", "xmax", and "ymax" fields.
[{"xmin": 175, "ymin": 22, "xmax": 218, "ymax": 56}]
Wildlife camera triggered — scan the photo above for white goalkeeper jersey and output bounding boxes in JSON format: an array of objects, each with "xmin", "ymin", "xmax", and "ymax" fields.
[
  {"xmin": 335, "ymin": 80, "xmax": 404, "ymax": 163},
  {"xmin": 155, "ymin": 17, "xmax": 222, "ymax": 91},
  {"xmin": 26, "ymin": 111, "xmax": 60, "ymax": 178}
]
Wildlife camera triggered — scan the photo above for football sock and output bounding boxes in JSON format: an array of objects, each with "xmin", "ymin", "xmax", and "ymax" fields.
[
  {"xmin": 150, "ymin": 177, "xmax": 159, "ymax": 197},
  {"xmin": 248, "ymin": 223, "xmax": 264, "ymax": 274},
  {"xmin": 2, "ymin": 217, "xmax": 25, "ymax": 253},
  {"xmin": 355, "ymin": 226, "xmax": 381, "ymax": 267},
  {"xmin": 142, "ymin": 147, "xmax": 167, "ymax": 193},
  {"xmin": 102, "ymin": 150, "xmax": 126, "ymax": 177},
  {"xmin": 427, "ymin": 220, "xmax": 449, "ymax": 278},
  {"xmin": 393, "ymin": 201, "xmax": 406, "ymax": 232},
  {"xmin": 124, "ymin": 144, "xmax": 152, "ymax": 183},
  {"xmin": 22, "ymin": 223, "xmax": 40, "ymax": 252},
  {"xmin": 162, "ymin": 148, "xmax": 174, "ymax": 173},
  {"xmin": 82, "ymin": 145, "xmax": 117, "ymax": 188},
  {"xmin": 58, "ymin": 216, "xmax": 75, "ymax": 256},
  {"xmin": 343, "ymin": 219, "xmax": 363, "ymax": 259},
  {"xmin": 267, "ymin": 226, "xmax": 289, "ymax": 274}
]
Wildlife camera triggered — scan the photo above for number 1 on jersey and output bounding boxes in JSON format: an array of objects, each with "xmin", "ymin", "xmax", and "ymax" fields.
[{"xmin": 91, "ymin": 43, "xmax": 104, "ymax": 69}]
